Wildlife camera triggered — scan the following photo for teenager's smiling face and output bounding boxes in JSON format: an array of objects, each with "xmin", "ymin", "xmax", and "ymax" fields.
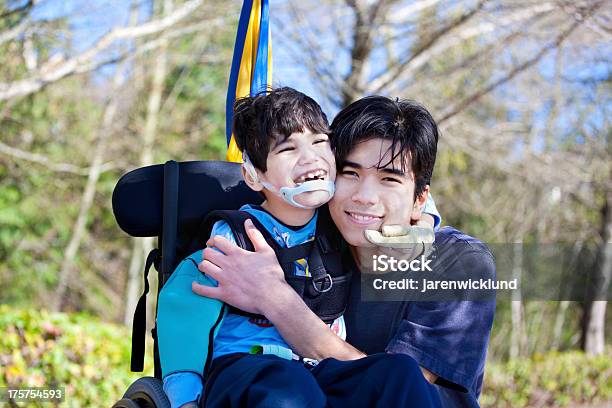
[{"xmin": 329, "ymin": 138, "xmax": 426, "ymax": 247}]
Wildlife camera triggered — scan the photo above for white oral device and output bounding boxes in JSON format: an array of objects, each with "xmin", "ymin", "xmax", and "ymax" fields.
[
  {"xmin": 242, "ymin": 153, "xmax": 335, "ymax": 209},
  {"xmin": 275, "ymin": 179, "xmax": 335, "ymax": 209}
]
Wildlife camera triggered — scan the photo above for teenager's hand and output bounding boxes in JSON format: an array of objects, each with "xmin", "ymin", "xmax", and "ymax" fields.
[
  {"xmin": 364, "ymin": 224, "xmax": 434, "ymax": 248},
  {"xmin": 359, "ymin": 224, "xmax": 434, "ymax": 272},
  {"xmin": 414, "ymin": 213, "xmax": 435, "ymax": 229},
  {"xmin": 192, "ymin": 219, "xmax": 291, "ymax": 315}
]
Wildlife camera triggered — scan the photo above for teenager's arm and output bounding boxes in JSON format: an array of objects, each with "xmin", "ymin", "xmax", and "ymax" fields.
[
  {"xmin": 262, "ymin": 279, "xmax": 366, "ymax": 361},
  {"xmin": 192, "ymin": 219, "xmax": 439, "ymax": 382},
  {"xmin": 192, "ymin": 219, "xmax": 364, "ymax": 360}
]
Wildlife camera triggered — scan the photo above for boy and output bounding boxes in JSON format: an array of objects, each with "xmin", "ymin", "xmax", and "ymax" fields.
[{"xmin": 158, "ymin": 88, "xmax": 440, "ymax": 408}]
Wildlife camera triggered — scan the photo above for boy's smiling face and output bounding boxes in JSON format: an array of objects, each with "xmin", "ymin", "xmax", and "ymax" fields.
[{"xmin": 253, "ymin": 129, "xmax": 336, "ymax": 210}]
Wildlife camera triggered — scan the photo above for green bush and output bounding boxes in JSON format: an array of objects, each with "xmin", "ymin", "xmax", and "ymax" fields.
[
  {"xmin": 482, "ymin": 350, "xmax": 612, "ymax": 407},
  {"xmin": 0, "ymin": 305, "xmax": 152, "ymax": 407},
  {"xmin": 1, "ymin": 305, "xmax": 610, "ymax": 407}
]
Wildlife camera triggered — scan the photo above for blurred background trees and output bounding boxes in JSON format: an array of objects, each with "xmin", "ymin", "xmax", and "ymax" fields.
[
  {"xmin": 272, "ymin": 0, "xmax": 611, "ymax": 359},
  {"xmin": 0, "ymin": 0, "xmax": 610, "ymax": 404},
  {"xmin": 0, "ymin": 0, "xmax": 233, "ymax": 320}
]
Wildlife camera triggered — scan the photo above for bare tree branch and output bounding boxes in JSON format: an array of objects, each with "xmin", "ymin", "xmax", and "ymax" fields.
[
  {"xmin": 275, "ymin": 2, "xmax": 344, "ymax": 105},
  {"xmin": 381, "ymin": 3, "xmax": 557, "ymax": 94},
  {"xmin": 437, "ymin": 2, "xmax": 602, "ymax": 124},
  {"xmin": 0, "ymin": 140, "xmax": 115, "ymax": 175},
  {"xmin": 72, "ymin": 17, "xmax": 228, "ymax": 75},
  {"xmin": 0, "ymin": 16, "xmax": 30, "ymax": 45},
  {"xmin": 0, "ymin": 0, "xmax": 37, "ymax": 20},
  {"xmin": 386, "ymin": 0, "xmax": 443, "ymax": 24},
  {"xmin": 369, "ymin": 0, "xmax": 487, "ymax": 94},
  {"xmin": 0, "ymin": 0, "xmax": 204, "ymax": 101},
  {"xmin": 341, "ymin": 0, "xmax": 398, "ymax": 105}
]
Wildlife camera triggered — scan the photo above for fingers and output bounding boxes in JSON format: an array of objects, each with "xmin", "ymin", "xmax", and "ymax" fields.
[
  {"xmin": 198, "ymin": 258, "xmax": 222, "ymax": 281},
  {"xmin": 244, "ymin": 219, "xmax": 272, "ymax": 253},
  {"xmin": 415, "ymin": 219, "xmax": 433, "ymax": 229},
  {"xmin": 414, "ymin": 213, "xmax": 435, "ymax": 229},
  {"xmin": 206, "ymin": 235, "xmax": 238, "ymax": 255},
  {"xmin": 364, "ymin": 229, "xmax": 420, "ymax": 248},
  {"xmin": 406, "ymin": 226, "xmax": 435, "ymax": 243},
  {"xmin": 364, "ymin": 225, "xmax": 435, "ymax": 248},
  {"xmin": 381, "ymin": 225, "xmax": 435, "ymax": 243},
  {"xmin": 202, "ymin": 247, "xmax": 225, "ymax": 267},
  {"xmin": 192, "ymin": 281, "xmax": 222, "ymax": 300},
  {"xmin": 364, "ymin": 229, "xmax": 384, "ymax": 245},
  {"xmin": 382, "ymin": 224, "xmax": 410, "ymax": 237}
]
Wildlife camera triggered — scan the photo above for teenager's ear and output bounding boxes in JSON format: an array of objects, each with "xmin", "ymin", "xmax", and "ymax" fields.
[
  {"xmin": 410, "ymin": 185, "xmax": 430, "ymax": 221},
  {"xmin": 241, "ymin": 165, "xmax": 264, "ymax": 191}
]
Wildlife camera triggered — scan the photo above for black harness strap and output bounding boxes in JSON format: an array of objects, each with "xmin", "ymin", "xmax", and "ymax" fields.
[
  {"xmin": 130, "ymin": 248, "xmax": 160, "ymax": 372},
  {"xmin": 161, "ymin": 160, "xmax": 180, "ymax": 286},
  {"xmin": 306, "ymin": 240, "xmax": 332, "ymax": 293},
  {"xmin": 276, "ymin": 242, "xmax": 313, "ymax": 264},
  {"xmin": 195, "ymin": 209, "xmax": 350, "ymax": 324}
]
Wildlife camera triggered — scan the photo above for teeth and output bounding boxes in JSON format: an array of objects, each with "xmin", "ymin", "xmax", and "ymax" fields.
[
  {"xmin": 296, "ymin": 169, "xmax": 326, "ymax": 183},
  {"xmin": 349, "ymin": 212, "xmax": 378, "ymax": 221}
]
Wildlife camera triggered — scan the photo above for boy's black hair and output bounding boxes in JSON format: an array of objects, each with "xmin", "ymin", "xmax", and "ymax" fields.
[
  {"xmin": 330, "ymin": 96, "xmax": 438, "ymax": 199},
  {"xmin": 232, "ymin": 87, "xmax": 330, "ymax": 172}
]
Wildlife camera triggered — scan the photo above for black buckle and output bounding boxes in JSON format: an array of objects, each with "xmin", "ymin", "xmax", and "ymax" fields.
[{"xmin": 312, "ymin": 274, "xmax": 333, "ymax": 293}]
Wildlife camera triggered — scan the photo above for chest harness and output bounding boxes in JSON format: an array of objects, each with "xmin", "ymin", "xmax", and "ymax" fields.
[{"xmin": 198, "ymin": 209, "xmax": 350, "ymax": 324}]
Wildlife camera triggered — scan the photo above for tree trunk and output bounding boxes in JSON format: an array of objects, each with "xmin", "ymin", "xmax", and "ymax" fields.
[
  {"xmin": 54, "ymin": 74, "xmax": 123, "ymax": 311},
  {"xmin": 583, "ymin": 189, "xmax": 611, "ymax": 355},
  {"xmin": 124, "ymin": 0, "xmax": 171, "ymax": 327},
  {"xmin": 551, "ymin": 300, "xmax": 570, "ymax": 350},
  {"xmin": 123, "ymin": 2, "xmax": 145, "ymax": 326},
  {"xmin": 341, "ymin": 1, "xmax": 393, "ymax": 106},
  {"xmin": 124, "ymin": 236, "xmax": 144, "ymax": 325},
  {"xmin": 510, "ymin": 241, "xmax": 523, "ymax": 358}
]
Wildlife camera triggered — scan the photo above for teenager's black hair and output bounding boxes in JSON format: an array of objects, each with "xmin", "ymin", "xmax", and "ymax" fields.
[
  {"xmin": 232, "ymin": 87, "xmax": 330, "ymax": 172},
  {"xmin": 330, "ymin": 96, "xmax": 438, "ymax": 198}
]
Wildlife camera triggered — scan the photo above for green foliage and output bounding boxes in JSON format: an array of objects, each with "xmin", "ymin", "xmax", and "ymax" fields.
[
  {"xmin": 1, "ymin": 306, "xmax": 609, "ymax": 408},
  {"xmin": 0, "ymin": 305, "xmax": 152, "ymax": 408},
  {"xmin": 0, "ymin": 1, "xmax": 237, "ymax": 319},
  {"xmin": 0, "ymin": 74, "xmax": 107, "ymax": 311},
  {"xmin": 481, "ymin": 350, "xmax": 612, "ymax": 407}
]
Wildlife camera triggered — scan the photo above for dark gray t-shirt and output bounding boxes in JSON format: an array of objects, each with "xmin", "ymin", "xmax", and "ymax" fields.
[{"xmin": 344, "ymin": 227, "xmax": 496, "ymax": 408}]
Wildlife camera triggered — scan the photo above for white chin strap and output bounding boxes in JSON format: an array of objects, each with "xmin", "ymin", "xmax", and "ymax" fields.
[
  {"xmin": 263, "ymin": 179, "xmax": 335, "ymax": 209},
  {"xmin": 243, "ymin": 152, "xmax": 335, "ymax": 209}
]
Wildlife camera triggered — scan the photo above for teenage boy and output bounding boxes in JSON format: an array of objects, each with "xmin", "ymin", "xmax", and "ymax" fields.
[
  {"xmin": 194, "ymin": 96, "xmax": 495, "ymax": 408},
  {"xmin": 158, "ymin": 88, "xmax": 442, "ymax": 408}
]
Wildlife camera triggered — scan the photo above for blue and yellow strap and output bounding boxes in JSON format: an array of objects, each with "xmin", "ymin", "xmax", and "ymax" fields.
[{"xmin": 226, "ymin": 0, "xmax": 272, "ymax": 163}]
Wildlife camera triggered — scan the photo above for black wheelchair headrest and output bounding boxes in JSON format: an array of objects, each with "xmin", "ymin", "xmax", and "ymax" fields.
[{"xmin": 112, "ymin": 160, "xmax": 263, "ymax": 238}]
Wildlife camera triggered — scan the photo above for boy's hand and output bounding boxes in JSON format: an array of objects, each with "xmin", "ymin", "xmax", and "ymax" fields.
[{"xmin": 192, "ymin": 219, "xmax": 290, "ymax": 315}]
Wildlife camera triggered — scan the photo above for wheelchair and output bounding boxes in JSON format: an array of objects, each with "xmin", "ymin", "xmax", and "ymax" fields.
[{"xmin": 111, "ymin": 160, "xmax": 262, "ymax": 408}]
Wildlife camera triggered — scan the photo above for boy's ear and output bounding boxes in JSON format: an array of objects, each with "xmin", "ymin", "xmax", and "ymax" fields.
[
  {"xmin": 410, "ymin": 185, "xmax": 430, "ymax": 222},
  {"xmin": 241, "ymin": 165, "xmax": 264, "ymax": 191}
]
